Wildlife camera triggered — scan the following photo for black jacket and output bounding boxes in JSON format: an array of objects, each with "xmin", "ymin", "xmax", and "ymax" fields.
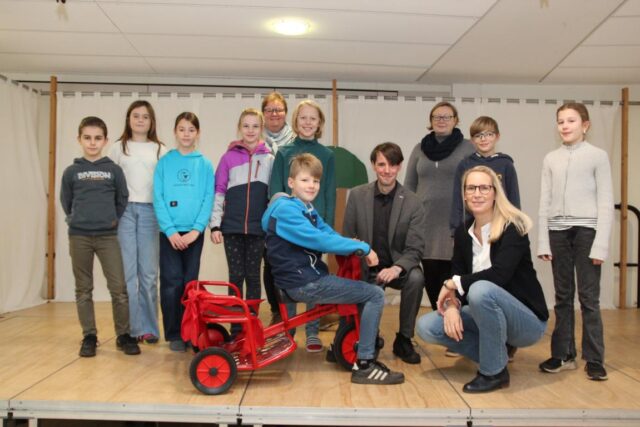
[{"xmin": 452, "ymin": 220, "xmax": 549, "ymax": 321}]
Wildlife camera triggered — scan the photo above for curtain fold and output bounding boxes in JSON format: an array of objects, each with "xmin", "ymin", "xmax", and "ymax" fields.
[{"xmin": 0, "ymin": 80, "xmax": 46, "ymax": 313}]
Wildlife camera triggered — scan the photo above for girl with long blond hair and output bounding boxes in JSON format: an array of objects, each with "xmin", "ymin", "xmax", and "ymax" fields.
[{"xmin": 417, "ymin": 166, "xmax": 548, "ymax": 393}]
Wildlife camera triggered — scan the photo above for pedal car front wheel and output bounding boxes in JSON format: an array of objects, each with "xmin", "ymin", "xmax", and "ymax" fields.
[
  {"xmin": 333, "ymin": 321, "xmax": 358, "ymax": 371},
  {"xmin": 189, "ymin": 347, "xmax": 237, "ymax": 395}
]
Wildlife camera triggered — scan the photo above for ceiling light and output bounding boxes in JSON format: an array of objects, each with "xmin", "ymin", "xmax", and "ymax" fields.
[{"xmin": 270, "ymin": 18, "xmax": 311, "ymax": 36}]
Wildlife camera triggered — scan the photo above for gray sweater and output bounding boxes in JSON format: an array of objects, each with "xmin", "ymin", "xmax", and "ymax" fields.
[
  {"xmin": 537, "ymin": 141, "xmax": 614, "ymax": 260},
  {"xmin": 405, "ymin": 139, "xmax": 474, "ymax": 260}
]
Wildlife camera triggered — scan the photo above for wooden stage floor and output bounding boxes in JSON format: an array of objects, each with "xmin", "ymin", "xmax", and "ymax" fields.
[{"xmin": 1, "ymin": 302, "xmax": 640, "ymax": 426}]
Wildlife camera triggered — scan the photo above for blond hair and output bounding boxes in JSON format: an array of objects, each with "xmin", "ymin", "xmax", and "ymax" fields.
[
  {"xmin": 291, "ymin": 99, "xmax": 325, "ymax": 139},
  {"xmin": 237, "ymin": 108, "xmax": 264, "ymax": 133},
  {"xmin": 462, "ymin": 166, "xmax": 531, "ymax": 242},
  {"xmin": 289, "ymin": 153, "xmax": 323, "ymax": 180}
]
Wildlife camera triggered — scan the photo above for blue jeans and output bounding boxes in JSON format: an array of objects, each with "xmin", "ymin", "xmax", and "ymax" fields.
[
  {"xmin": 159, "ymin": 232, "xmax": 204, "ymax": 342},
  {"xmin": 417, "ymin": 280, "xmax": 547, "ymax": 375},
  {"xmin": 117, "ymin": 202, "xmax": 160, "ymax": 337},
  {"xmin": 285, "ymin": 275, "xmax": 385, "ymax": 360}
]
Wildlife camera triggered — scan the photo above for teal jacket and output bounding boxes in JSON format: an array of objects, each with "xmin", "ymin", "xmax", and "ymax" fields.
[
  {"xmin": 153, "ymin": 149, "xmax": 215, "ymax": 236},
  {"xmin": 269, "ymin": 137, "xmax": 336, "ymax": 226}
]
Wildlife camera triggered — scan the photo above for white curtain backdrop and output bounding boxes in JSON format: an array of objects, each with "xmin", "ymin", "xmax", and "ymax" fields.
[
  {"xmin": 51, "ymin": 92, "xmax": 623, "ymax": 309},
  {"xmin": 53, "ymin": 92, "xmax": 331, "ymax": 302},
  {"xmin": 0, "ymin": 79, "xmax": 46, "ymax": 313}
]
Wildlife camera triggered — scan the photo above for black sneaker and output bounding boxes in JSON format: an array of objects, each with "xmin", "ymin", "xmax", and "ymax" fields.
[
  {"xmin": 351, "ymin": 360, "xmax": 404, "ymax": 385},
  {"xmin": 116, "ymin": 333, "xmax": 141, "ymax": 355},
  {"xmin": 325, "ymin": 344, "xmax": 337, "ymax": 363},
  {"xmin": 392, "ymin": 333, "xmax": 421, "ymax": 364},
  {"xmin": 539, "ymin": 356, "xmax": 577, "ymax": 373},
  {"xmin": 506, "ymin": 344, "xmax": 517, "ymax": 362},
  {"xmin": 79, "ymin": 334, "xmax": 97, "ymax": 357},
  {"xmin": 585, "ymin": 362, "xmax": 608, "ymax": 381}
]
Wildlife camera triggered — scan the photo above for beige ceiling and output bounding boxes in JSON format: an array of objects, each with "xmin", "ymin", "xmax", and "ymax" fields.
[{"xmin": 0, "ymin": 0, "xmax": 638, "ymax": 85}]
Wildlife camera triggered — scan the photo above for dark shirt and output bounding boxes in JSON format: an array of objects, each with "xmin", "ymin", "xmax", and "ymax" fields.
[{"xmin": 372, "ymin": 182, "xmax": 397, "ymax": 269}]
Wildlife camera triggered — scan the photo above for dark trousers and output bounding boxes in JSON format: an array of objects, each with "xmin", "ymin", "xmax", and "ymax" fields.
[
  {"xmin": 159, "ymin": 232, "xmax": 204, "ymax": 342},
  {"xmin": 368, "ymin": 267, "xmax": 424, "ymax": 338},
  {"xmin": 223, "ymin": 234, "xmax": 264, "ymax": 301},
  {"xmin": 422, "ymin": 259, "xmax": 452, "ymax": 311},
  {"xmin": 69, "ymin": 234, "xmax": 130, "ymax": 337},
  {"xmin": 549, "ymin": 227, "xmax": 605, "ymax": 364},
  {"xmin": 263, "ymin": 250, "xmax": 279, "ymax": 313}
]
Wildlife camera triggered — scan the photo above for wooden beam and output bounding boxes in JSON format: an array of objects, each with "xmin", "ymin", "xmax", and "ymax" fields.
[
  {"xmin": 619, "ymin": 87, "xmax": 629, "ymax": 308},
  {"xmin": 332, "ymin": 79, "xmax": 338, "ymax": 147},
  {"xmin": 47, "ymin": 76, "xmax": 58, "ymax": 300}
]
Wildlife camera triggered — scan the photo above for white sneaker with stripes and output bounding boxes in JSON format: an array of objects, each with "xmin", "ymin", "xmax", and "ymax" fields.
[{"xmin": 351, "ymin": 360, "xmax": 404, "ymax": 385}]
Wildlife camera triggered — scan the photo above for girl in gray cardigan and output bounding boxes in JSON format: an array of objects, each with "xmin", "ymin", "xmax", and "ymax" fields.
[{"xmin": 537, "ymin": 102, "xmax": 613, "ymax": 381}]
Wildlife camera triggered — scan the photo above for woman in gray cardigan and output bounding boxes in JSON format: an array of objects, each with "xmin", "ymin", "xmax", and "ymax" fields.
[{"xmin": 405, "ymin": 101, "xmax": 474, "ymax": 312}]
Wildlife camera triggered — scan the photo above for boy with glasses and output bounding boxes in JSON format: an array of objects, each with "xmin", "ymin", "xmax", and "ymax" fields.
[{"xmin": 450, "ymin": 116, "xmax": 521, "ymax": 233}]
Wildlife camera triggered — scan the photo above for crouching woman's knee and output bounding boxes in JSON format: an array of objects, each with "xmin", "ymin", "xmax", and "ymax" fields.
[
  {"xmin": 467, "ymin": 280, "xmax": 500, "ymax": 308},
  {"xmin": 416, "ymin": 311, "xmax": 445, "ymax": 344}
]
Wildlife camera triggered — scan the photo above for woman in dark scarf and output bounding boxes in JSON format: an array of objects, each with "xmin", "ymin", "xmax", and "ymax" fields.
[{"xmin": 405, "ymin": 102, "xmax": 474, "ymax": 317}]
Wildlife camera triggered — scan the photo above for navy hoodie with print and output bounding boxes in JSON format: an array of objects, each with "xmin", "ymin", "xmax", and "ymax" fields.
[{"xmin": 60, "ymin": 156, "xmax": 128, "ymax": 236}]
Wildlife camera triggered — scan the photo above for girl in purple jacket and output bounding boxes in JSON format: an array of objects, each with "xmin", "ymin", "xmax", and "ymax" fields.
[{"xmin": 209, "ymin": 108, "xmax": 274, "ymax": 308}]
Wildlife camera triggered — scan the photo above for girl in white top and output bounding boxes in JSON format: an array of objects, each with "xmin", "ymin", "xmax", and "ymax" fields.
[
  {"xmin": 537, "ymin": 102, "xmax": 613, "ymax": 381},
  {"xmin": 110, "ymin": 100, "xmax": 167, "ymax": 344}
]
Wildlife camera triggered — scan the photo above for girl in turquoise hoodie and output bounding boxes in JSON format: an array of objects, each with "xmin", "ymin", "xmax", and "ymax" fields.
[{"xmin": 153, "ymin": 112, "xmax": 215, "ymax": 352}]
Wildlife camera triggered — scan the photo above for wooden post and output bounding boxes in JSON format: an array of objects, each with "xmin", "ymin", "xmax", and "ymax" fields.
[
  {"xmin": 47, "ymin": 76, "xmax": 58, "ymax": 300},
  {"xmin": 332, "ymin": 79, "xmax": 338, "ymax": 147},
  {"xmin": 329, "ymin": 79, "xmax": 341, "ymax": 274},
  {"xmin": 619, "ymin": 87, "xmax": 629, "ymax": 308}
]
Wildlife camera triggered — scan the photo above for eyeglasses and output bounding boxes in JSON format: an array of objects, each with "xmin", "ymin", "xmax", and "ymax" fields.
[
  {"xmin": 472, "ymin": 131, "xmax": 496, "ymax": 140},
  {"xmin": 464, "ymin": 184, "xmax": 494, "ymax": 195},
  {"xmin": 431, "ymin": 115, "xmax": 454, "ymax": 122},
  {"xmin": 264, "ymin": 108, "xmax": 285, "ymax": 115}
]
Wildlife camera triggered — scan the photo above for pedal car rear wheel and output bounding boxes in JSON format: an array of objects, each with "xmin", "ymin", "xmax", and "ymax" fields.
[
  {"xmin": 333, "ymin": 321, "xmax": 358, "ymax": 371},
  {"xmin": 189, "ymin": 347, "xmax": 237, "ymax": 395}
]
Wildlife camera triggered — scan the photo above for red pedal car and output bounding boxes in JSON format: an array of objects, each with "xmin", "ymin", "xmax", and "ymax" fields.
[{"xmin": 181, "ymin": 280, "xmax": 363, "ymax": 395}]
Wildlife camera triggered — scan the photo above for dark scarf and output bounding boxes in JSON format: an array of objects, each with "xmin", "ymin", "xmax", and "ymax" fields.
[{"xmin": 420, "ymin": 128, "xmax": 464, "ymax": 161}]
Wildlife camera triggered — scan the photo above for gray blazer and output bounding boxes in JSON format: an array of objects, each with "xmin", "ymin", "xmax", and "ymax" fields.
[{"xmin": 343, "ymin": 181, "xmax": 425, "ymax": 278}]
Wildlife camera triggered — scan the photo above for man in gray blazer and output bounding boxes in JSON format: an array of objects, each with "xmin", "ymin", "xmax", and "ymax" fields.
[{"xmin": 343, "ymin": 142, "xmax": 426, "ymax": 364}]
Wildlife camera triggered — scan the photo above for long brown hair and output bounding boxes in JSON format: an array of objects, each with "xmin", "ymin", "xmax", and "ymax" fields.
[{"xmin": 117, "ymin": 100, "xmax": 163, "ymax": 158}]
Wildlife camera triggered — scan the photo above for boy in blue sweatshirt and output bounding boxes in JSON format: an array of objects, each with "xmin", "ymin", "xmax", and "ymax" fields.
[
  {"xmin": 262, "ymin": 153, "xmax": 404, "ymax": 385},
  {"xmin": 60, "ymin": 116, "xmax": 140, "ymax": 357},
  {"xmin": 450, "ymin": 116, "xmax": 521, "ymax": 232}
]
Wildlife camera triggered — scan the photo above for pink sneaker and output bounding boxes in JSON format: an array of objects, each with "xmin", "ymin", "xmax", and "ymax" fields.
[{"xmin": 139, "ymin": 334, "xmax": 159, "ymax": 344}]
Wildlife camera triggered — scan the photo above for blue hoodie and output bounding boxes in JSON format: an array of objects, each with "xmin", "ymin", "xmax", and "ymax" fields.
[
  {"xmin": 153, "ymin": 149, "xmax": 215, "ymax": 236},
  {"xmin": 261, "ymin": 194, "xmax": 369, "ymax": 290}
]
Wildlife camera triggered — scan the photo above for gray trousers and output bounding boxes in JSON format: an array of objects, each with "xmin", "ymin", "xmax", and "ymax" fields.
[
  {"xmin": 549, "ymin": 227, "xmax": 605, "ymax": 364},
  {"xmin": 69, "ymin": 234, "xmax": 130, "ymax": 337},
  {"xmin": 368, "ymin": 267, "xmax": 425, "ymax": 339}
]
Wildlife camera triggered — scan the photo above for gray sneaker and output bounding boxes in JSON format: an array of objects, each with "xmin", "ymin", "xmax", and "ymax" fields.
[
  {"xmin": 169, "ymin": 340, "xmax": 187, "ymax": 352},
  {"xmin": 351, "ymin": 360, "xmax": 404, "ymax": 385}
]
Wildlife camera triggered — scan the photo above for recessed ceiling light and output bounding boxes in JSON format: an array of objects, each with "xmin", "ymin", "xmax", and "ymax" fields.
[{"xmin": 270, "ymin": 18, "xmax": 311, "ymax": 36}]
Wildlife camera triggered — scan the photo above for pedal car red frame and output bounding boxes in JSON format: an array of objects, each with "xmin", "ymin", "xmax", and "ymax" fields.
[{"xmin": 181, "ymin": 280, "xmax": 362, "ymax": 395}]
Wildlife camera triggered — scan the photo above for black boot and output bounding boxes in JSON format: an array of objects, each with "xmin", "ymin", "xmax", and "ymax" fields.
[
  {"xmin": 463, "ymin": 367, "xmax": 510, "ymax": 393},
  {"xmin": 392, "ymin": 333, "xmax": 421, "ymax": 364}
]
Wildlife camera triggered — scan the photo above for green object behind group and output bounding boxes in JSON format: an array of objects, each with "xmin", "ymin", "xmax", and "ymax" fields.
[{"xmin": 328, "ymin": 146, "xmax": 368, "ymax": 189}]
